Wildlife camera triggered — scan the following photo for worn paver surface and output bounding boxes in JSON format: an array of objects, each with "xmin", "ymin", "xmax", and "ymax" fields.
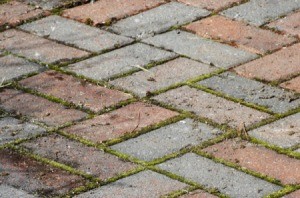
[{"xmin": 0, "ymin": 1, "xmax": 299, "ymax": 198}]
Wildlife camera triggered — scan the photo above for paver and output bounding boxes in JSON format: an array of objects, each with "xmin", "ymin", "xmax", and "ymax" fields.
[
  {"xmin": 180, "ymin": 190, "xmax": 218, "ymax": 198},
  {"xmin": 0, "ymin": 185, "xmax": 37, "ymax": 198},
  {"xmin": 75, "ymin": 170, "xmax": 188, "ymax": 198},
  {"xmin": 143, "ymin": 30, "xmax": 257, "ymax": 68},
  {"xmin": 153, "ymin": 86, "xmax": 270, "ymax": 128},
  {"xmin": 249, "ymin": 113, "xmax": 300, "ymax": 148},
  {"xmin": 111, "ymin": 118, "xmax": 222, "ymax": 161},
  {"xmin": 0, "ymin": 89, "xmax": 87, "ymax": 126},
  {"xmin": 62, "ymin": 0, "xmax": 165, "ymax": 25},
  {"xmin": 64, "ymin": 102, "xmax": 178, "ymax": 144},
  {"xmin": 203, "ymin": 138, "xmax": 300, "ymax": 185},
  {"xmin": 0, "ymin": 55, "xmax": 43, "ymax": 82},
  {"xmin": 0, "ymin": 1, "xmax": 45, "ymax": 27},
  {"xmin": 111, "ymin": 57, "xmax": 217, "ymax": 97},
  {"xmin": 284, "ymin": 190, "xmax": 300, "ymax": 198},
  {"xmin": 19, "ymin": 0, "xmax": 88, "ymax": 10},
  {"xmin": 0, "ymin": 29, "xmax": 90, "ymax": 64},
  {"xmin": 0, "ymin": 117, "xmax": 46, "ymax": 146},
  {"xmin": 20, "ymin": 15, "xmax": 133, "ymax": 53},
  {"xmin": 110, "ymin": 2, "xmax": 210, "ymax": 39},
  {"xmin": 21, "ymin": 134, "xmax": 137, "ymax": 180},
  {"xmin": 234, "ymin": 43, "xmax": 300, "ymax": 82},
  {"xmin": 178, "ymin": 0, "xmax": 243, "ymax": 11},
  {"xmin": 267, "ymin": 11, "xmax": 300, "ymax": 38},
  {"xmin": 198, "ymin": 72, "xmax": 300, "ymax": 113},
  {"xmin": 184, "ymin": 15, "xmax": 296, "ymax": 54},
  {"xmin": 0, "ymin": 149, "xmax": 86, "ymax": 197},
  {"xmin": 19, "ymin": 71, "xmax": 132, "ymax": 112},
  {"xmin": 66, "ymin": 43, "xmax": 177, "ymax": 81},
  {"xmin": 158, "ymin": 153, "xmax": 281, "ymax": 198},
  {"xmin": 280, "ymin": 76, "xmax": 300, "ymax": 93},
  {"xmin": 222, "ymin": 0, "xmax": 300, "ymax": 26}
]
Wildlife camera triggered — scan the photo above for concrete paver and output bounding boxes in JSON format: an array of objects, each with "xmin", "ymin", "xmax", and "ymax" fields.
[
  {"xmin": 178, "ymin": 0, "xmax": 243, "ymax": 11},
  {"xmin": 19, "ymin": 0, "xmax": 87, "ymax": 10},
  {"xmin": 280, "ymin": 76, "xmax": 300, "ymax": 93},
  {"xmin": 0, "ymin": 185, "xmax": 37, "ymax": 198},
  {"xmin": 284, "ymin": 190, "xmax": 300, "ymax": 198},
  {"xmin": 179, "ymin": 190, "xmax": 218, "ymax": 198}
]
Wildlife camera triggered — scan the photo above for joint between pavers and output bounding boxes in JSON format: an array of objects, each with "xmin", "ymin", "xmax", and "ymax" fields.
[{"xmin": 264, "ymin": 186, "xmax": 300, "ymax": 198}]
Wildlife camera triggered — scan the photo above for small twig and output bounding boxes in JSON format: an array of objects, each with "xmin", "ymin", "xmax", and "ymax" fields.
[
  {"xmin": 237, "ymin": 122, "xmax": 250, "ymax": 140},
  {"xmin": 130, "ymin": 112, "xmax": 141, "ymax": 133}
]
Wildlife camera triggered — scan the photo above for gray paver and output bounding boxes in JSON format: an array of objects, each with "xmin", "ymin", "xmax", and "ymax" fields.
[
  {"xmin": 249, "ymin": 113, "xmax": 300, "ymax": 148},
  {"xmin": 158, "ymin": 153, "xmax": 281, "ymax": 198},
  {"xmin": 110, "ymin": 2, "xmax": 210, "ymax": 39},
  {"xmin": 75, "ymin": 170, "xmax": 188, "ymax": 198},
  {"xmin": 110, "ymin": 57, "xmax": 217, "ymax": 97},
  {"xmin": 66, "ymin": 43, "xmax": 177, "ymax": 80},
  {"xmin": 111, "ymin": 118, "xmax": 222, "ymax": 161},
  {"xmin": 19, "ymin": 0, "xmax": 85, "ymax": 10},
  {"xmin": 0, "ymin": 55, "xmax": 43, "ymax": 82},
  {"xmin": 0, "ymin": 185, "xmax": 37, "ymax": 198},
  {"xmin": 222, "ymin": 0, "xmax": 300, "ymax": 26},
  {"xmin": 20, "ymin": 15, "xmax": 133, "ymax": 53},
  {"xmin": 198, "ymin": 72, "xmax": 300, "ymax": 113},
  {"xmin": 143, "ymin": 30, "xmax": 257, "ymax": 68},
  {"xmin": 0, "ymin": 117, "xmax": 46, "ymax": 146}
]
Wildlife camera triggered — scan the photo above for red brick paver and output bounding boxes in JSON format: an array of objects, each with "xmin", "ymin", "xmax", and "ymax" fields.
[
  {"xmin": 178, "ymin": 0, "xmax": 243, "ymax": 11},
  {"xmin": 184, "ymin": 15, "xmax": 296, "ymax": 54},
  {"xmin": 285, "ymin": 190, "xmax": 300, "ymax": 198},
  {"xmin": 280, "ymin": 76, "xmax": 300, "ymax": 93}
]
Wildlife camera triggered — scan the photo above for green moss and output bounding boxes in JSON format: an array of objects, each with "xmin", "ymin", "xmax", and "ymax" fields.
[{"xmin": 264, "ymin": 186, "xmax": 299, "ymax": 198}]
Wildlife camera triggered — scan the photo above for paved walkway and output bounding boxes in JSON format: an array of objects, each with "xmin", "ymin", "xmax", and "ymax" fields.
[{"xmin": 0, "ymin": 0, "xmax": 300, "ymax": 197}]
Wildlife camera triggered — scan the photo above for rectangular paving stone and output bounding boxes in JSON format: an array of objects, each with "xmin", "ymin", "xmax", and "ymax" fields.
[
  {"xmin": 158, "ymin": 153, "xmax": 281, "ymax": 198},
  {"xmin": 180, "ymin": 190, "xmax": 218, "ymax": 198},
  {"xmin": 203, "ymin": 138, "xmax": 300, "ymax": 185},
  {"xmin": 110, "ymin": 2, "xmax": 210, "ymax": 39},
  {"xmin": 111, "ymin": 118, "xmax": 222, "ymax": 161},
  {"xmin": 19, "ymin": 0, "xmax": 88, "ymax": 10},
  {"xmin": 0, "ymin": 117, "xmax": 46, "ymax": 146},
  {"xmin": 111, "ymin": 57, "xmax": 217, "ymax": 97},
  {"xmin": 75, "ymin": 170, "xmax": 188, "ymax": 198},
  {"xmin": 64, "ymin": 102, "xmax": 179, "ymax": 144},
  {"xmin": 0, "ymin": 149, "xmax": 86, "ymax": 197},
  {"xmin": 21, "ymin": 134, "xmax": 137, "ymax": 180},
  {"xmin": 280, "ymin": 76, "xmax": 300, "ymax": 93},
  {"xmin": 198, "ymin": 72, "xmax": 300, "ymax": 113},
  {"xmin": 222, "ymin": 0, "xmax": 300, "ymax": 26},
  {"xmin": 62, "ymin": 0, "xmax": 165, "ymax": 26},
  {"xmin": 0, "ymin": 29, "xmax": 90, "ymax": 64},
  {"xmin": 66, "ymin": 43, "xmax": 177, "ymax": 81},
  {"xmin": 249, "ymin": 113, "xmax": 300, "ymax": 148},
  {"xmin": 143, "ymin": 30, "xmax": 257, "ymax": 68},
  {"xmin": 0, "ymin": 55, "xmax": 43, "ymax": 82},
  {"xmin": 0, "ymin": 89, "xmax": 87, "ymax": 126},
  {"xmin": 153, "ymin": 86, "xmax": 270, "ymax": 128},
  {"xmin": 234, "ymin": 43, "xmax": 300, "ymax": 82},
  {"xmin": 20, "ymin": 71, "xmax": 132, "ymax": 112},
  {"xmin": 184, "ymin": 15, "xmax": 296, "ymax": 54},
  {"xmin": 0, "ymin": 185, "xmax": 37, "ymax": 198},
  {"xmin": 284, "ymin": 190, "xmax": 300, "ymax": 198},
  {"xmin": 178, "ymin": 0, "xmax": 243, "ymax": 11},
  {"xmin": 20, "ymin": 15, "xmax": 133, "ymax": 53}
]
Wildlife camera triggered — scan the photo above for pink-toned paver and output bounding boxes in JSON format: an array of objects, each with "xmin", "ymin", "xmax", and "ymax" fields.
[
  {"xmin": 184, "ymin": 15, "xmax": 296, "ymax": 54},
  {"xmin": 180, "ymin": 190, "xmax": 218, "ymax": 198},
  {"xmin": 62, "ymin": 0, "xmax": 165, "ymax": 25},
  {"xmin": 20, "ymin": 71, "xmax": 132, "ymax": 112},
  {"xmin": 280, "ymin": 76, "xmax": 300, "ymax": 93},
  {"xmin": 285, "ymin": 190, "xmax": 300, "ymax": 198},
  {"xmin": 203, "ymin": 139, "xmax": 300, "ymax": 185},
  {"xmin": 64, "ymin": 102, "xmax": 179, "ymax": 144},
  {"xmin": 178, "ymin": 0, "xmax": 243, "ymax": 11},
  {"xmin": 267, "ymin": 11, "xmax": 300, "ymax": 38},
  {"xmin": 0, "ymin": 1, "xmax": 46, "ymax": 27},
  {"xmin": 234, "ymin": 43, "xmax": 300, "ymax": 82}
]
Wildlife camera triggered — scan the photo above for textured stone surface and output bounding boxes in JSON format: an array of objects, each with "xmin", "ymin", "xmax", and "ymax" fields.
[
  {"xmin": 21, "ymin": 134, "xmax": 137, "ymax": 180},
  {"xmin": 153, "ymin": 86, "xmax": 270, "ymax": 128},
  {"xmin": 158, "ymin": 153, "xmax": 281, "ymax": 198},
  {"xmin": 0, "ymin": 55, "xmax": 43, "ymax": 82},
  {"xmin": 110, "ymin": 2, "xmax": 210, "ymax": 39},
  {"xmin": 249, "ymin": 113, "xmax": 300, "ymax": 148},
  {"xmin": 0, "ymin": 89, "xmax": 87, "ymax": 126},
  {"xmin": 203, "ymin": 139, "xmax": 300, "ymax": 185},
  {"xmin": 75, "ymin": 170, "xmax": 188, "ymax": 198},
  {"xmin": 281, "ymin": 76, "xmax": 300, "ymax": 93},
  {"xmin": 0, "ymin": 185, "xmax": 37, "ymax": 198},
  {"xmin": 111, "ymin": 118, "xmax": 222, "ymax": 161},
  {"xmin": 0, "ymin": 149, "xmax": 85, "ymax": 197},
  {"xmin": 64, "ymin": 102, "xmax": 178, "ymax": 144},
  {"xmin": 222, "ymin": 0, "xmax": 300, "ymax": 26},
  {"xmin": 0, "ymin": 117, "xmax": 46, "ymax": 146},
  {"xmin": 198, "ymin": 72, "xmax": 300, "ymax": 113},
  {"xmin": 111, "ymin": 57, "xmax": 217, "ymax": 97},
  {"xmin": 20, "ymin": 71, "xmax": 132, "ymax": 112},
  {"xmin": 66, "ymin": 43, "xmax": 177, "ymax": 80},
  {"xmin": 234, "ymin": 43, "xmax": 300, "ymax": 82},
  {"xmin": 62, "ymin": 0, "xmax": 165, "ymax": 25},
  {"xmin": 284, "ymin": 190, "xmax": 300, "ymax": 198},
  {"xmin": 143, "ymin": 30, "xmax": 257, "ymax": 68},
  {"xmin": 184, "ymin": 15, "xmax": 296, "ymax": 54},
  {"xmin": 180, "ymin": 190, "xmax": 218, "ymax": 198},
  {"xmin": 20, "ymin": 0, "xmax": 88, "ymax": 10},
  {"xmin": 178, "ymin": 0, "xmax": 243, "ymax": 11},
  {"xmin": 0, "ymin": 29, "xmax": 90, "ymax": 64},
  {"xmin": 20, "ymin": 15, "xmax": 133, "ymax": 53}
]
